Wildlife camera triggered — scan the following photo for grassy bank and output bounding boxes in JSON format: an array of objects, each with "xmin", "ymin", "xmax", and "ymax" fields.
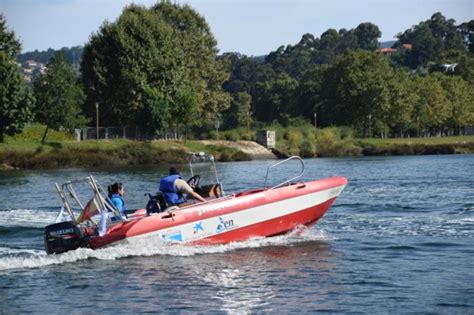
[
  {"xmin": 358, "ymin": 136, "xmax": 474, "ymax": 155},
  {"xmin": 0, "ymin": 140, "xmax": 251, "ymax": 170},
  {"xmin": 218, "ymin": 124, "xmax": 474, "ymax": 158},
  {"xmin": 1, "ymin": 124, "xmax": 473, "ymax": 170}
]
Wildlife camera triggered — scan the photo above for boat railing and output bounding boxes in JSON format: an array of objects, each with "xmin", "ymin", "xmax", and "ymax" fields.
[{"xmin": 264, "ymin": 156, "xmax": 305, "ymax": 190}]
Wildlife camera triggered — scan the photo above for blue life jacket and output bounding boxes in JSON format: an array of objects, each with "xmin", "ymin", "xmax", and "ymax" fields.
[
  {"xmin": 111, "ymin": 193, "xmax": 126, "ymax": 217},
  {"xmin": 159, "ymin": 174, "xmax": 184, "ymax": 205}
]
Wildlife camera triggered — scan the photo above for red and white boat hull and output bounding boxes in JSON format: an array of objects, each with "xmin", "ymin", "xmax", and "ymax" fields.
[{"xmin": 90, "ymin": 176, "xmax": 347, "ymax": 249}]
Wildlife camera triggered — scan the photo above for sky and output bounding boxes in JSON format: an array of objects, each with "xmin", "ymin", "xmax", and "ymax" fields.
[{"xmin": 1, "ymin": 0, "xmax": 473, "ymax": 56}]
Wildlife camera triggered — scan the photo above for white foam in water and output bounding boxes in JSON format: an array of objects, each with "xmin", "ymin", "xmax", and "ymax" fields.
[
  {"xmin": 331, "ymin": 213, "xmax": 474, "ymax": 237},
  {"xmin": 0, "ymin": 209, "xmax": 56, "ymax": 228},
  {"xmin": 0, "ymin": 227, "xmax": 333, "ymax": 272}
]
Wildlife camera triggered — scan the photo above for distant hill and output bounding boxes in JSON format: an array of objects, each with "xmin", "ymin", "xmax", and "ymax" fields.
[
  {"xmin": 379, "ymin": 40, "xmax": 397, "ymax": 49},
  {"xmin": 17, "ymin": 46, "xmax": 83, "ymax": 67},
  {"xmin": 17, "ymin": 40, "xmax": 396, "ymax": 68}
]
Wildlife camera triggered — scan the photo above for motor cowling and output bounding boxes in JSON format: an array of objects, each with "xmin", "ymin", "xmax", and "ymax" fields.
[{"xmin": 44, "ymin": 221, "xmax": 86, "ymax": 254}]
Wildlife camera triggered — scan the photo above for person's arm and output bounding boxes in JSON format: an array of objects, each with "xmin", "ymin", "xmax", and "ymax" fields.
[
  {"xmin": 190, "ymin": 190, "xmax": 206, "ymax": 203},
  {"xmin": 175, "ymin": 179, "xmax": 206, "ymax": 203}
]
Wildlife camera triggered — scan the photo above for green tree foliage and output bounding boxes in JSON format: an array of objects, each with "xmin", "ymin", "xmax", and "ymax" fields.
[
  {"xmin": 457, "ymin": 20, "xmax": 474, "ymax": 53},
  {"xmin": 319, "ymin": 51, "xmax": 392, "ymax": 137},
  {"xmin": 17, "ymin": 46, "xmax": 83, "ymax": 67},
  {"xmin": 437, "ymin": 74, "xmax": 474, "ymax": 135},
  {"xmin": 235, "ymin": 92, "xmax": 253, "ymax": 132},
  {"xmin": 81, "ymin": 2, "xmax": 229, "ymax": 137},
  {"xmin": 220, "ymin": 52, "xmax": 276, "ymax": 95},
  {"xmin": 0, "ymin": 15, "xmax": 34, "ymax": 143},
  {"xmin": 453, "ymin": 54, "xmax": 474, "ymax": 85},
  {"xmin": 379, "ymin": 70, "xmax": 415, "ymax": 137},
  {"xmin": 0, "ymin": 52, "xmax": 35, "ymax": 143},
  {"xmin": 411, "ymin": 75, "xmax": 450, "ymax": 135},
  {"xmin": 0, "ymin": 14, "xmax": 21, "ymax": 58},
  {"xmin": 253, "ymin": 73, "xmax": 298, "ymax": 124},
  {"xmin": 33, "ymin": 52, "xmax": 87, "ymax": 143},
  {"xmin": 353, "ymin": 22, "xmax": 382, "ymax": 51},
  {"xmin": 297, "ymin": 64, "xmax": 328, "ymax": 124},
  {"xmin": 265, "ymin": 23, "xmax": 381, "ymax": 78},
  {"xmin": 396, "ymin": 12, "xmax": 466, "ymax": 68},
  {"xmin": 150, "ymin": 2, "xmax": 231, "ymax": 125}
]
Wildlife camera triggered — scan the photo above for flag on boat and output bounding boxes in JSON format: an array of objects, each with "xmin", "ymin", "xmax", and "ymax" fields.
[{"xmin": 76, "ymin": 197, "xmax": 100, "ymax": 223}]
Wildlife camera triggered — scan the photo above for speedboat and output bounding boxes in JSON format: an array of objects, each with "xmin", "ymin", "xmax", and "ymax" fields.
[{"xmin": 44, "ymin": 155, "xmax": 347, "ymax": 254}]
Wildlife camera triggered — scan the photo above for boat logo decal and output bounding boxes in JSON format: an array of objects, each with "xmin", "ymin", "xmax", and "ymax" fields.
[
  {"xmin": 193, "ymin": 222, "xmax": 204, "ymax": 234},
  {"xmin": 215, "ymin": 217, "xmax": 237, "ymax": 234},
  {"xmin": 161, "ymin": 230, "xmax": 183, "ymax": 242}
]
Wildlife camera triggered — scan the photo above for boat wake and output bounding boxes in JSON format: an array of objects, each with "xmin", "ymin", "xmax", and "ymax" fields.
[
  {"xmin": 0, "ymin": 208, "xmax": 57, "ymax": 228},
  {"xmin": 0, "ymin": 227, "xmax": 333, "ymax": 272}
]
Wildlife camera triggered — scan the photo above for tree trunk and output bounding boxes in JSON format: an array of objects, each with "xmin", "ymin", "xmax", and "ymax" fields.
[
  {"xmin": 41, "ymin": 126, "xmax": 49, "ymax": 144},
  {"xmin": 0, "ymin": 128, "xmax": 4, "ymax": 143}
]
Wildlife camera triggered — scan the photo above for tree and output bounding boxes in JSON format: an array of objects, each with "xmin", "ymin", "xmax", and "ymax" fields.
[
  {"xmin": 33, "ymin": 52, "xmax": 87, "ymax": 143},
  {"xmin": 235, "ymin": 92, "xmax": 253, "ymax": 134},
  {"xmin": 0, "ymin": 15, "xmax": 34, "ymax": 143},
  {"xmin": 457, "ymin": 20, "xmax": 474, "ymax": 53},
  {"xmin": 319, "ymin": 51, "xmax": 392, "ymax": 137},
  {"xmin": 437, "ymin": 74, "xmax": 474, "ymax": 135},
  {"xmin": 396, "ymin": 13, "xmax": 466, "ymax": 68},
  {"xmin": 0, "ymin": 14, "xmax": 21, "ymax": 58},
  {"xmin": 253, "ymin": 73, "xmax": 298, "ymax": 123},
  {"xmin": 411, "ymin": 75, "xmax": 450, "ymax": 135},
  {"xmin": 81, "ymin": 2, "xmax": 230, "ymax": 137},
  {"xmin": 353, "ymin": 22, "xmax": 381, "ymax": 51},
  {"xmin": 0, "ymin": 52, "xmax": 34, "ymax": 142},
  {"xmin": 380, "ymin": 70, "xmax": 415, "ymax": 137},
  {"xmin": 297, "ymin": 64, "xmax": 328, "ymax": 124}
]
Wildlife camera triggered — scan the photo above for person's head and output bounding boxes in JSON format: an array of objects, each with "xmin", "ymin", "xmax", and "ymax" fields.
[
  {"xmin": 169, "ymin": 167, "xmax": 180, "ymax": 176},
  {"xmin": 111, "ymin": 182, "xmax": 124, "ymax": 196}
]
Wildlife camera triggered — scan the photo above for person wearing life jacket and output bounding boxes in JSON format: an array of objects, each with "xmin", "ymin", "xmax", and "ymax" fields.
[
  {"xmin": 160, "ymin": 167, "xmax": 205, "ymax": 206},
  {"xmin": 109, "ymin": 182, "xmax": 127, "ymax": 218}
]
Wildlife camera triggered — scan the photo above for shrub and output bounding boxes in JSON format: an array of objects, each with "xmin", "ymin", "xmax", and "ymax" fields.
[
  {"xmin": 286, "ymin": 129, "xmax": 304, "ymax": 155},
  {"xmin": 208, "ymin": 130, "xmax": 218, "ymax": 140},
  {"xmin": 299, "ymin": 140, "xmax": 316, "ymax": 157},
  {"xmin": 316, "ymin": 128, "xmax": 361, "ymax": 156},
  {"xmin": 223, "ymin": 130, "xmax": 240, "ymax": 141}
]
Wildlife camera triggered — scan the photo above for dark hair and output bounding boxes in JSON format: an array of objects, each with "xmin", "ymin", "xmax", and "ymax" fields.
[
  {"xmin": 169, "ymin": 167, "xmax": 180, "ymax": 175},
  {"xmin": 110, "ymin": 182, "xmax": 123, "ymax": 195}
]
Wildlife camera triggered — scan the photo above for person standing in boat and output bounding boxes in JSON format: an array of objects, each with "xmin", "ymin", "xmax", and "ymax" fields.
[
  {"xmin": 109, "ymin": 182, "xmax": 127, "ymax": 218},
  {"xmin": 160, "ymin": 167, "xmax": 205, "ymax": 206}
]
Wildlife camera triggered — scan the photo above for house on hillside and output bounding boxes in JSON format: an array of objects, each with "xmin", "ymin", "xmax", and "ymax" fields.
[
  {"xmin": 21, "ymin": 60, "xmax": 46, "ymax": 82},
  {"xmin": 378, "ymin": 43, "xmax": 412, "ymax": 56}
]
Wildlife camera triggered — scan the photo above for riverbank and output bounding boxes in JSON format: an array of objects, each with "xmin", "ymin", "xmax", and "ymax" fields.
[
  {"xmin": 1, "ymin": 136, "xmax": 473, "ymax": 170},
  {"xmin": 0, "ymin": 140, "xmax": 253, "ymax": 170}
]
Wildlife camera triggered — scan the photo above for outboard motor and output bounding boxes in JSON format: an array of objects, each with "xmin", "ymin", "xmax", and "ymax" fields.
[{"xmin": 44, "ymin": 221, "xmax": 85, "ymax": 254}]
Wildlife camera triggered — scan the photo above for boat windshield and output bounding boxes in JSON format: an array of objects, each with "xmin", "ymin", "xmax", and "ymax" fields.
[{"xmin": 188, "ymin": 152, "xmax": 225, "ymax": 198}]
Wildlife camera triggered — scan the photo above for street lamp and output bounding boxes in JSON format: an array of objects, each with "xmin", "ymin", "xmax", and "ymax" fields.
[
  {"xmin": 95, "ymin": 102, "xmax": 99, "ymax": 141},
  {"xmin": 214, "ymin": 119, "xmax": 220, "ymax": 140},
  {"xmin": 314, "ymin": 112, "xmax": 317, "ymax": 129}
]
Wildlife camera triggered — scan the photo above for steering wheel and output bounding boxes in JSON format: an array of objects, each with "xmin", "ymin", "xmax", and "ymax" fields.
[{"xmin": 187, "ymin": 175, "xmax": 200, "ymax": 189}]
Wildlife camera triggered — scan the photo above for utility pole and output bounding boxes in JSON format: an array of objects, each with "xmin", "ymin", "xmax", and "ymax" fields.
[
  {"xmin": 96, "ymin": 103, "xmax": 99, "ymax": 141},
  {"xmin": 314, "ymin": 112, "xmax": 317, "ymax": 128},
  {"xmin": 215, "ymin": 119, "xmax": 220, "ymax": 140}
]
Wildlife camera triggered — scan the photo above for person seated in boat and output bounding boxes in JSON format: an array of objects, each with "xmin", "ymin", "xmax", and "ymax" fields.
[
  {"xmin": 160, "ymin": 167, "xmax": 205, "ymax": 206},
  {"xmin": 109, "ymin": 182, "xmax": 127, "ymax": 218}
]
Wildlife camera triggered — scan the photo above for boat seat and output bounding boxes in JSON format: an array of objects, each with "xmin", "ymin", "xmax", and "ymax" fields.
[
  {"xmin": 146, "ymin": 192, "xmax": 168, "ymax": 215},
  {"xmin": 196, "ymin": 183, "xmax": 223, "ymax": 199}
]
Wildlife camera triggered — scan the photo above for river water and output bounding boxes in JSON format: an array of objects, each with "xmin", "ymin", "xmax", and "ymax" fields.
[{"xmin": 0, "ymin": 155, "xmax": 473, "ymax": 313}]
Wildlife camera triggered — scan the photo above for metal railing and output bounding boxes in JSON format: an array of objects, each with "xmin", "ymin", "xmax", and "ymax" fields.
[{"xmin": 264, "ymin": 156, "xmax": 305, "ymax": 190}]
